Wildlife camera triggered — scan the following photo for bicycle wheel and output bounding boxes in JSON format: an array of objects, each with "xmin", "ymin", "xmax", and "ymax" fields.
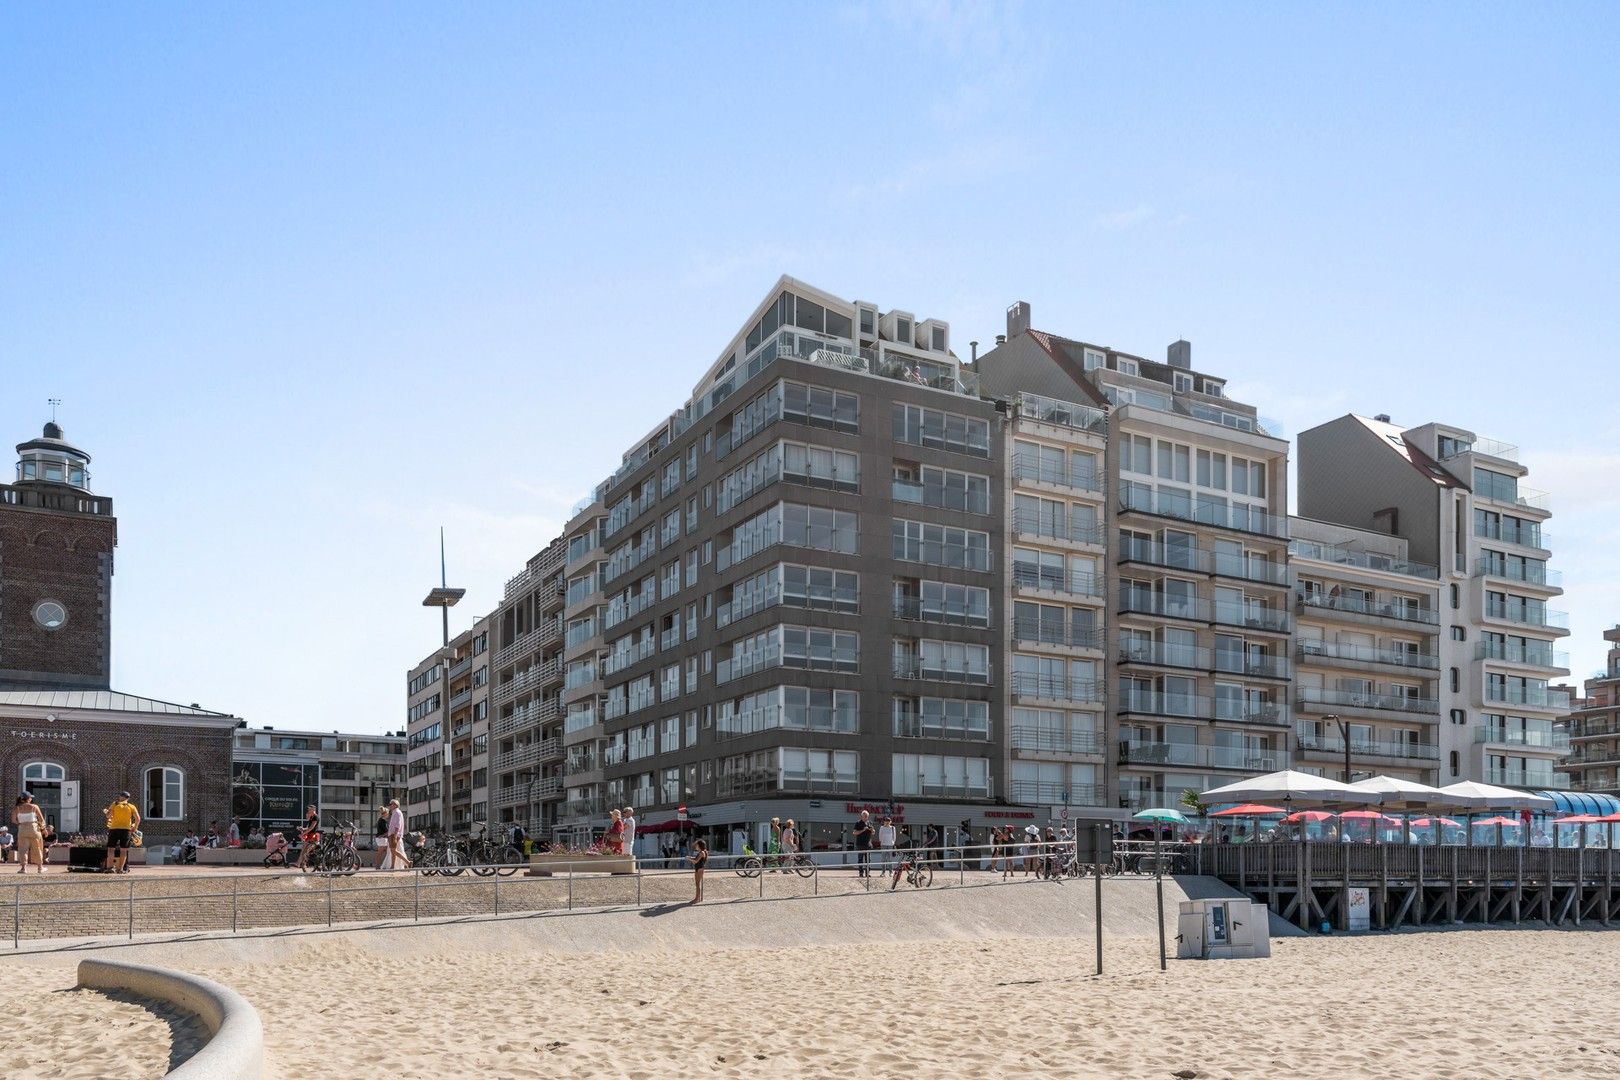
[
  {"xmin": 337, "ymin": 848, "xmax": 360, "ymax": 875},
  {"xmin": 496, "ymin": 845, "xmax": 524, "ymax": 876},
  {"xmin": 735, "ymin": 856, "xmax": 762, "ymax": 879},
  {"xmin": 439, "ymin": 844, "xmax": 466, "ymax": 876},
  {"xmin": 792, "ymin": 856, "xmax": 816, "ymax": 878}
]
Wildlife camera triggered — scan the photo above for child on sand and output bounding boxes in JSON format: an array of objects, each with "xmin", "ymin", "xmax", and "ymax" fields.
[{"xmin": 688, "ymin": 839, "xmax": 708, "ymax": 903}]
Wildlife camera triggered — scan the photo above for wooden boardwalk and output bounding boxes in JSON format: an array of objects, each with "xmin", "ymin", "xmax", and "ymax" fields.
[{"xmin": 1196, "ymin": 842, "xmax": 1620, "ymax": 930}]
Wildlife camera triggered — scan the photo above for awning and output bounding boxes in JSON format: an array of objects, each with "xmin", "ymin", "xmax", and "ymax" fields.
[
  {"xmin": 1534, "ymin": 791, "xmax": 1620, "ymax": 817},
  {"xmin": 636, "ymin": 819, "xmax": 698, "ymax": 835}
]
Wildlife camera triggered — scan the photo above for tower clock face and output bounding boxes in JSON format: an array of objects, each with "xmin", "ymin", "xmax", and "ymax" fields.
[{"xmin": 33, "ymin": 600, "xmax": 67, "ymax": 630}]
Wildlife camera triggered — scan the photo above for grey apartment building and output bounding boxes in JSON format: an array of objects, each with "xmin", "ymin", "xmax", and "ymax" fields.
[
  {"xmin": 404, "ymin": 616, "xmax": 492, "ymax": 833},
  {"xmin": 1297, "ymin": 416, "xmax": 1571, "ymax": 789},
  {"xmin": 231, "ymin": 725, "xmax": 407, "ymax": 836},
  {"xmin": 978, "ymin": 306, "xmax": 1292, "ymax": 811},
  {"xmin": 406, "ymin": 281, "xmax": 1578, "ymax": 841},
  {"xmin": 488, "ymin": 278, "xmax": 1010, "ymax": 850}
]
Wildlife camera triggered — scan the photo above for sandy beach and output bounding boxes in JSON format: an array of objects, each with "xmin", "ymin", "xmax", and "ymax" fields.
[{"xmin": 4, "ymin": 878, "xmax": 1619, "ymax": 1080}]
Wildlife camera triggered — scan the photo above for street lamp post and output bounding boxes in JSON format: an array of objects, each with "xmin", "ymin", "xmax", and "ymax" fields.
[{"xmin": 1327, "ymin": 713, "xmax": 1350, "ymax": 783}]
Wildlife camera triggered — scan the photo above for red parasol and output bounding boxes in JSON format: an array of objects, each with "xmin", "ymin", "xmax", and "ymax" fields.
[
  {"xmin": 1210, "ymin": 804, "xmax": 1286, "ymax": 817},
  {"xmin": 1473, "ymin": 816, "xmax": 1521, "ymax": 827},
  {"xmin": 1410, "ymin": 816, "xmax": 1461, "ymax": 828},
  {"xmin": 1339, "ymin": 810, "xmax": 1401, "ymax": 824},
  {"xmin": 1551, "ymin": 815, "xmax": 1602, "ymax": 825},
  {"xmin": 1282, "ymin": 810, "xmax": 1334, "ymax": 824}
]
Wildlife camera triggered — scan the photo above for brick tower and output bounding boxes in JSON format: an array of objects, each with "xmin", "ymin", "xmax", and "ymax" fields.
[{"xmin": 0, "ymin": 422, "xmax": 118, "ymax": 689}]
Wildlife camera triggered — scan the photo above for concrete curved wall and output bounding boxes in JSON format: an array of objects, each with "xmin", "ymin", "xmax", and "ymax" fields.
[{"xmin": 76, "ymin": 957, "xmax": 263, "ymax": 1080}]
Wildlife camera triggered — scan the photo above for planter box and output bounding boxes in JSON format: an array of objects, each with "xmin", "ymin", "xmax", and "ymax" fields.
[{"xmin": 528, "ymin": 854, "xmax": 636, "ymax": 876}]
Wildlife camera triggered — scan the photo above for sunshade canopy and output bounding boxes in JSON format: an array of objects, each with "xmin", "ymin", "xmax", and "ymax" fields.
[
  {"xmin": 1200, "ymin": 770, "xmax": 1380, "ymax": 807},
  {"xmin": 1434, "ymin": 781, "xmax": 1555, "ymax": 810}
]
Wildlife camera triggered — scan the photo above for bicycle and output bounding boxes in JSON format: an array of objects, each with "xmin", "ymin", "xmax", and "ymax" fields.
[
  {"xmin": 301, "ymin": 821, "xmax": 361, "ymax": 875},
  {"xmin": 464, "ymin": 821, "xmax": 525, "ymax": 877},
  {"xmin": 890, "ymin": 854, "xmax": 933, "ymax": 890}
]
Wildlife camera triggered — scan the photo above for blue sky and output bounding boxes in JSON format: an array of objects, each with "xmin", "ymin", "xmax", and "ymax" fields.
[{"xmin": 3, "ymin": 4, "xmax": 1616, "ymax": 733}]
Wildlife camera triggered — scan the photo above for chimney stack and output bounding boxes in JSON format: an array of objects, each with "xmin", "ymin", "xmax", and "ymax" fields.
[
  {"xmin": 1006, "ymin": 301, "xmax": 1031, "ymax": 339},
  {"xmin": 1167, "ymin": 339, "xmax": 1192, "ymax": 369},
  {"xmin": 995, "ymin": 334, "xmax": 1006, "ymax": 346},
  {"xmin": 1375, "ymin": 413, "xmax": 1391, "ymax": 423},
  {"xmin": 970, "ymin": 340, "xmax": 979, "ymax": 362}
]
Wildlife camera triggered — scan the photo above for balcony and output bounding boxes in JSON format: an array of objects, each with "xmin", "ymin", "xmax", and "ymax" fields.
[
  {"xmin": 1477, "ymin": 486, "xmax": 1552, "ymax": 514},
  {"xmin": 493, "ymin": 738, "xmax": 562, "ymax": 771},
  {"xmin": 1483, "ymin": 604, "xmax": 1571, "ymax": 631},
  {"xmin": 1484, "ymin": 685, "xmax": 1573, "ymax": 710},
  {"xmin": 1296, "ymin": 639, "xmax": 1439, "ymax": 671},
  {"xmin": 1117, "ymin": 689, "xmax": 1206, "ymax": 719},
  {"xmin": 493, "ymin": 698, "xmax": 559, "ymax": 739},
  {"xmin": 1212, "ymin": 698, "xmax": 1286, "ymax": 725},
  {"xmin": 1286, "ymin": 539, "xmax": 1439, "ymax": 580},
  {"xmin": 1293, "ymin": 732, "xmax": 1439, "ymax": 762},
  {"xmin": 1473, "ymin": 560, "xmax": 1562, "ymax": 588},
  {"xmin": 910, "ymin": 778, "xmax": 994, "ymax": 800},
  {"xmin": 1009, "ymin": 781, "xmax": 1106, "ymax": 806},
  {"xmin": 1295, "ymin": 592, "xmax": 1438, "ymax": 627},
  {"xmin": 563, "ymin": 796, "xmax": 610, "ymax": 819},
  {"xmin": 715, "ymin": 770, "xmax": 861, "ymax": 798},
  {"xmin": 604, "ymin": 639, "xmax": 656, "ymax": 677},
  {"xmin": 893, "ymin": 714, "xmax": 992, "ymax": 742},
  {"xmin": 1010, "ymin": 508, "xmax": 1104, "ymax": 548},
  {"xmin": 1014, "ymin": 392, "xmax": 1108, "ymax": 435},
  {"xmin": 717, "ymin": 705, "xmax": 858, "ymax": 740},
  {"xmin": 1212, "ymin": 602, "xmax": 1289, "ymax": 634},
  {"xmin": 1475, "ymin": 726, "xmax": 1571, "ymax": 751},
  {"xmin": 718, "ymin": 645, "xmax": 859, "ymax": 684},
  {"xmin": 1010, "ymin": 673, "xmax": 1104, "ymax": 703},
  {"xmin": 1118, "ymin": 488, "xmax": 1288, "ymax": 538},
  {"xmin": 1485, "ymin": 768, "xmax": 1570, "ymax": 790},
  {"xmin": 1009, "ymin": 727, "xmax": 1105, "ymax": 756},
  {"xmin": 1011, "ymin": 565, "xmax": 1104, "ymax": 602},
  {"xmin": 1439, "ymin": 435, "xmax": 1518, "ymax": 462},
  {"xmin": 1118, "ymin": 592, "xmax": 1208, "ymax": 623},
  {"xmin": 1296, "ymin": 686, "xmax": 1441, "ymax": 716},
  {"xmin": 1474, "ymin": 641, "xmax": 1570, "ymax": 670},
  {"xmin": 719, "ymin": 582, "xmax": 858, "ymax": 628},
  {"xmin": 1011, "ymin": 618, "xmax": 1106, "ymax": 652},
  {"xmin": 1117, "ymin": 537, "xmax": 1289, "ymax": 586},
  {"xmin": 1473, "ymin": 521, "xmax": 1549, "ymax": 551},
  {"xmin": 1010, "ymin": 452, "xmax": 1105, "ymax": 495},
  {"xmin": 893, "ymin": 658, "xmax": 993, "ymax": 686},
  {"xmin": 892, "ymin": 596, "xmax": 991, "ymax": 629},
  {"xmin": 891, "ymin": 478, "xmax": 990, "ymax": 515},
  {"xmin": 494, "ymin": 621, "xmax": 561, "ymax": 669},
  {"xmin": 1213, "ymin": 652, "xmax": 1291, "ymax": 680},
  {"xmin": 1117, "ymin": 640, "xmax": 1208, "ymax": 671},
  {"xmin": 447, "ymin": 655, "xmax": 474, "ymax": 680},
  {"xmin": 1119, "ymin": 741, "xmax": 1280, "ymax": 772}
]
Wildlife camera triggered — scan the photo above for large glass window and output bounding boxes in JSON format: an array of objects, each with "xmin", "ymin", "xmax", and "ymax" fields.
[
  {"xmin": 892, "ymin": 403, "xmax": 990, "ymax": 457},
  {"xmin": 892, "ymin": 519, "xmax": 990, "ymax": 570}
]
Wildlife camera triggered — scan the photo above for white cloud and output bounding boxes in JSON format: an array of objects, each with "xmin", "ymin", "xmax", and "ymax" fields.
[{"xmin": 1094, "ymin": 204, "xmax": 1156, "ymax": 231}]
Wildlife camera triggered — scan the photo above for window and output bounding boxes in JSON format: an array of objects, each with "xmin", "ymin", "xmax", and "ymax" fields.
[
  {"xmin": 1116, "ymin": 358, "xmax": 1139, "ymax": 377},
  {"xmin": 892, "ymin": 519, "xmax": 990, "ymax": 571},
  {"xmin": 1083, "ymin": 349, "xmax": 1104, "ymax": 371},
  {"xmin": 892, "ymin": 403, "xmax": 990, "ymax": 457},
  {"xmin": 1451, "ymin": 626, "xmax": 1466, "ymax": 641},
  {"xmin": 144, "ymin": 766, "xmax": 184, "ymax": 820}
]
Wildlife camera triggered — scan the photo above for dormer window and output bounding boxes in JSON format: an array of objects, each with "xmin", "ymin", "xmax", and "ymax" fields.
[{"xmin": 1116, "ymin": 358, "xmax": 1139, "ymax": 377}]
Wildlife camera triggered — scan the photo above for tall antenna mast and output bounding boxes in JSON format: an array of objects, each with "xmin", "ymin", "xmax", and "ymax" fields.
[
  {"xmin": 48, "ymin": 398, "xmax": 62, "ymax": 423},
  {"xmin": 422, "ymin": 526, "xmax": 465, "ymax": 646}
]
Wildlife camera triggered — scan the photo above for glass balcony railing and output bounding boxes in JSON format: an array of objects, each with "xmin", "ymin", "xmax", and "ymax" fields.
[
  {"xmin": 1011, "ymin": 564, "xmax": 1105, "ymax": 598},
  {"xmin": 1473, "ymin": 560, "xmax": 1562, "ymax": 587},
  {"xmin": 716, "ymin": 704, "xmax": 858, "ymax": 739},
  {"xmin": 891, "ymin": 479, "xmax": 990, "ymax": 515},
  {"xmin": 1293, "ymin": 731, "xmax": 1439, "ymax": 761},
  {"xmin": 1010, "ymin": 508, "xmax": 1105, "ymax": 547},
  {"xmin": 1119, "ymin": 742, "xmax": 1280, "ymax": 771},
  {"xmin": 1475, "ymin": 726, "xmax": 1571, "ymax": 751},
  {"xmin": 893, "ymin": 658, "xmax": 993, "ymax": 685},
  {"xmin": 1486, "ymin": 768, "xmax": 1570, "ymax": 790},
  {"xmin": 1117, "ymin": 640, "xmax": 1209, "ymax": 670},
  {"xmin": 1484, "ymin": 684, "xmax": 1572, "ymax": 710},
  {"xmin": 1012, "ymin": 618, "xmax": 1106, "ymax": 651},
  {"xmin": 1015, "ymin": 392, "xmax": 1108, "ymax": 435},
  {"xmin": 1475, "ymin": 641, "xmax": 1569, "ymax": 668},
  {"xmin": 1117, "ymin": 689, "xmax": 1206, "ymax": 718},
  {"xmin": 1296, "ymin": 686, "xmax": 1440, "ymax": 714},
  {"xmin": 1287, "ymin": 539, "xmax": 1439, "ymax": 579},
  {"xmin": 1484, "ymin": 604, "xmax": 1570, "ymax": 629},
  {"xmin": 1008, "ymin": 780, "xmax": 1106, "ymax": 805},
  {"xmin": 1297, "ymin": 639, "xmax": 1439, "ymax": 669},
  {"xmin": 893, "ymin": 713, "xmax": 992, "ymax": 741},
  {"xmin": 1212, "ymin": 602, "xmax": 1289, "ymax": 633},
  {"xmin": 893, "ymin": 595, "xmax": 991, "ymax": 628},
  {"xmin": 1118, "ymin": 487, "xmax": 1288, "ymax": 538},
  {"xmin": 1295, "ymin": 591, "xmax": 1438, "ymax": 625}
]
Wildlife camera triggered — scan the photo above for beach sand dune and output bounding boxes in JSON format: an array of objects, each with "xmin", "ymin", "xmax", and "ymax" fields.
[{"xmin": 3, "ymin": 881, "xmax": 1618, "ymax": 1078}]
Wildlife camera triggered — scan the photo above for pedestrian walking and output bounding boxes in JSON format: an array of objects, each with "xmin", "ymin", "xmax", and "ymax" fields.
[
  {"xmin": 605, "ymin": 809, "xmax": 625, "ymax": 855},
  {"xmin": 383, "ymin": 798, "xmax": 409, "ymax": 870},
  {"xmin": 688, "ymin": 839, "xmax": 708, "ymax": 903},
  {"xmin": 373, "ymin": 805, "xmax": 391, "ymax": 869},
  {"xmin": 622, "ymin": 806, "xmax": 637, "ymax": 866},
  {"xmin": 102, "ymin": 791, "xmax": 140, "ymax": 875},
  {"xmin": 852, "ymin": 810, "xmax": 874, "ymax": 878}
]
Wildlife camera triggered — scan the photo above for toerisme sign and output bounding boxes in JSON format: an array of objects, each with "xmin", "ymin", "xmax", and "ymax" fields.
[{"xmin": 8, "ymin": 729, "xmax": 78, "ymax": 741}]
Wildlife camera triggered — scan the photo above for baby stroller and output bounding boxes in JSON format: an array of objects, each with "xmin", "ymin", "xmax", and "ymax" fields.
[{"xmin": 262, "ymin": 831, "xmax": 291, "ymax": 868}]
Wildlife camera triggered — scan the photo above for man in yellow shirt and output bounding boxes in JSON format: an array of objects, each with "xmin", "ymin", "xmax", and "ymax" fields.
[{"xmin": 104, "ymin": 792, "xmax": 141, "ymax": 874}]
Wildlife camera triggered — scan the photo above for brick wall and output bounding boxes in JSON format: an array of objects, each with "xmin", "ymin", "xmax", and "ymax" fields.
[
  {"xmin": 0, "ymin": 505, "xmax": 118, "ymax": 687},
  {"xmin": 1, "ymin": 715, "xmax": 233, "ymax": 844}
]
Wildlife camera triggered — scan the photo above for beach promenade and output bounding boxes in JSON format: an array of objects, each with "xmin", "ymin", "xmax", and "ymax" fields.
[{"xmin": 2, "ymin": 877, "xmax": 1617, "ymax": 1079}]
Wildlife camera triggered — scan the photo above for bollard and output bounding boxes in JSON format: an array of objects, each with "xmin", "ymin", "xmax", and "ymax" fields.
[
  {"xmin": 494, "ymin": 872, "xmax": 501, "ymax": 916},
  {"xmin": 413, "ymin": 869, "xmax": 421, "ymax": 922},
  {"xmin": 128, "ymin": 879, "xmax": 135, "ymax": 940},
  {"xmin": 327, "ymin": 877, "xmax": 334, "ymax": 927},
  {"xmin": 567, "ymin": 868, "xmax": 573, "ymax": 911},
  {"xmin": 1094, "ymin": 824, "xmax": 1104, "ymax": 976},
  {"xmin": 14, "ymin": 884, "xmax": 21, "ymax": 949},
  {"xmin": 232, "ymin": 879, "xmax": 239, "ymax": 933}
]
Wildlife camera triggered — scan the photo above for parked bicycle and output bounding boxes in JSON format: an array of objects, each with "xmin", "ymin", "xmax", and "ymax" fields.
[
  {"xmin": 733, "ymin": 847, "xmax": 816, "ymax": 878},
  {"xmin": 301, "ymin": 821, "xmax": 361, "ymax": 875},
  {"xmin": 463, "ymin": 821, "xmax": 525, "ymax": 877}
]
